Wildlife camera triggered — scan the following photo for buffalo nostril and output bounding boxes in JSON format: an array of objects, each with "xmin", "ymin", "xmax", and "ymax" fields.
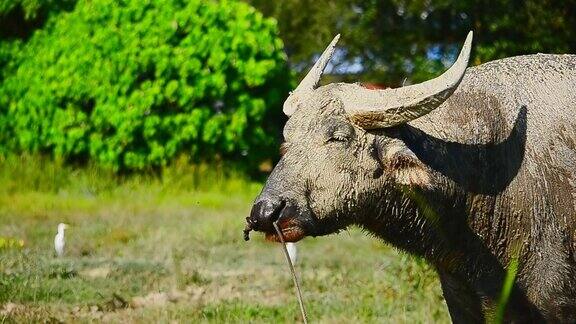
[
  {"xmin": 268, "ymin": 200, "xmax": 286, "ymax": 223},
  {"xmin": 249, "ymin": 199, "xmax": 287, "ymax": 231},
  {"xmin": 249, "ymin": 200, "xmax": 266, "ymax": 224}
]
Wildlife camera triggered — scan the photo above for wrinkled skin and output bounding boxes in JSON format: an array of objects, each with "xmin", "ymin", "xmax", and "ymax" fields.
[{"xmin": 249, "ymin": 54, "xmax": 576, "ymax": 323}]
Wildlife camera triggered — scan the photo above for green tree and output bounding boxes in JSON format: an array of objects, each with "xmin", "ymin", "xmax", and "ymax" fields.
[
  {"xmin": 248, "ymin": 0, "xmax": 576, "ymax": 85},
  {"xmin": 0, "ymin": 0, "xmax": 76, "ymax": 39},
  {"xmin": 0, "ymin": 0, "xmax": 291, "ymax": 171},
  {"xmin": 0, "ymin": 0, "xmax": 77, "ymax": 89},
  {"xmin": 0, "ymin": 0, "xmax": 73, "ymax": 19}
]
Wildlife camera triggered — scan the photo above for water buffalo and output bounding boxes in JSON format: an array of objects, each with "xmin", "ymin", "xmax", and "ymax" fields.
[{"xmin": 245, "ymin": 31, "xmax": 576, "ymax": 323}]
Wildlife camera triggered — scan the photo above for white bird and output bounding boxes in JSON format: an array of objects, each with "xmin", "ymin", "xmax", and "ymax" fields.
[
  {"xmin": 54, "ymin": 223, "xmax": 68, "ymax": 257},
  {"xmin": 286, "ymin": 242, "xmax": 297, "ymax": 265}
]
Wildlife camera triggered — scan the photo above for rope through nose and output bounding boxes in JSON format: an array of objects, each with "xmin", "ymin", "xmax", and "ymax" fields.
[{"xmin": 273, "ymin": 220, "xmax": 308, "ymax": 324}]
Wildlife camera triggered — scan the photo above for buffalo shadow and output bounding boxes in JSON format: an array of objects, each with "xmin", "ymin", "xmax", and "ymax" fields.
[{"xmin": 397, "ymin": 105, "xmax": 527, "ymax": 195}]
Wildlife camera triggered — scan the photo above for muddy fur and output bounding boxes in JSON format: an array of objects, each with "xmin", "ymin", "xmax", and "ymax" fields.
[{"xmin": 251, "ymin": 54, "xmax": 576, "ymax": 323}]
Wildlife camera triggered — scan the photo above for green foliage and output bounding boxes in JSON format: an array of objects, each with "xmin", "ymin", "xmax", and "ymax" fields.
[
  {"xmin": 248, "ymin": 0, "xmax": 576, "ymax": 86},
  {"xmin": 0, "ymin": 0, "xmax": 76, "ymax": 41},
  {"xmin": 0, "ymin": 0, "xmax": 290, "ymax": 171},
  {"xmin": 0, "ymin": 0, "xmax": 74, "ymax": 20},
  {"xmin": 493, "ymin": 256, "xmax": 520, "ymax": 323},
  {"xmin": 0, "ymin": 154, "xmax": 260, "ymax": 197},
  {"xmin": 0, "ymin": 237, "xmax": 25, "ymax": 250}
]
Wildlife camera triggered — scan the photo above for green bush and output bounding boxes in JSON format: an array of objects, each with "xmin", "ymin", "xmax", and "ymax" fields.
[
  {"xmin": 0, "ymin": 0, "xmax": 75, "ymax": 20},
  {"xmin": 0, "ymin": 0, "xmax": 290, "ymax": 171}
]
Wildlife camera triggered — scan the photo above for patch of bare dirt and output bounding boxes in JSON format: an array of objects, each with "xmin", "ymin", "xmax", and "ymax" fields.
[
  {"xmin": 79, "ymin": 266, "xmax": 111, "ymax": 279},
  {"xmin": 1, "ymin": 303, "xmax": 24, "ymax": 316}
]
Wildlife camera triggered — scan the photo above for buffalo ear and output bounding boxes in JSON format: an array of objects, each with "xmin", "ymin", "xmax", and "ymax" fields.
[{"xmin": 374, "ymin": 139, "xmax": 432, "ymax": 188}]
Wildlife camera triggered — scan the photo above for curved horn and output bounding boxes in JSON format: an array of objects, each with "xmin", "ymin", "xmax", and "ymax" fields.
[
  {"xmin": 283, "ymin": 34, "xmax": 341, "ymax": 116},
  {"xmin": 342, "ymin": 31, "xmax": 473, "ymax": 129}
]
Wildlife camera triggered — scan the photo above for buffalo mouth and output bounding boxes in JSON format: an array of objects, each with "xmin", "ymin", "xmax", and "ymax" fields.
[
  {"xmin": 265, "ymin": 217, "xmax": 306, "ymax": 243},
  {"xmin": 245, "ymin": 199, "xmax": 309, "ymax": 242}
]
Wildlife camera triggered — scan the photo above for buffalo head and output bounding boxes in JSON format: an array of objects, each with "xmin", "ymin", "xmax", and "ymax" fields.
[{"xmin": 246, "ymin": 32, "xmax": 473, "ymax": 242}]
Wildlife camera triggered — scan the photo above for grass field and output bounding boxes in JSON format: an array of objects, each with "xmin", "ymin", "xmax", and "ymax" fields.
[{"xmin": 0, "ymin": 156, "xmax": 449, "ymax": 323}]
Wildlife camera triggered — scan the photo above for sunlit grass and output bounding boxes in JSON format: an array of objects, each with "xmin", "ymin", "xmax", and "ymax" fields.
[
  {"xmin": 491, "ymin": 256, "xmax": 519, "ymax": 324},
  {"xmin": 0, "ymin": 155, "xmax": 449, "ymax": 322}
]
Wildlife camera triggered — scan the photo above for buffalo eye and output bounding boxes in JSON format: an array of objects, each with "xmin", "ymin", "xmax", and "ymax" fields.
[
  {"xmin": 322, "ymin": 118, "xmax": 354, "ymax": 144},
  {"xmin": 327, "ymin": 131, "xmax": 349, "ymax": 143}
]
